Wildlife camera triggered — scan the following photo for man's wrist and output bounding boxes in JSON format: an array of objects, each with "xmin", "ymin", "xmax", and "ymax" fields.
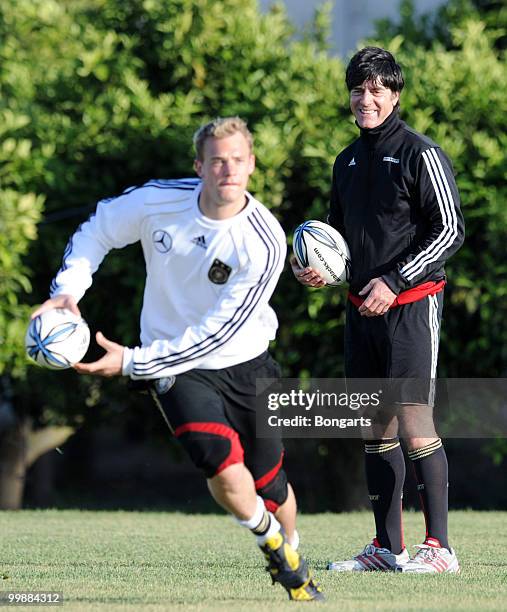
[{"xmin": 380, "ymin": 273, "xmax": 402, "ymax": 295}]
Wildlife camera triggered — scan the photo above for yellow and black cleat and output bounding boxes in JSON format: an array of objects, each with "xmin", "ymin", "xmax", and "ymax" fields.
[
  {"xmin": 289, "ymin": 576, "xmax": 325, "ymax": 602},
  {"xmin": 260, "ymin": 531, "xmax": 324, "ymax": 602}
]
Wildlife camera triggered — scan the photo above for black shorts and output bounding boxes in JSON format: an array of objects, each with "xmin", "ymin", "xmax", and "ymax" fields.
[
  {"xmin": 345, "ymin": 292, "xmax": 444, "ymax": 405},
  {"xmin": 153, "ymin": 352, "xmax": 284, "ymax": 482}
]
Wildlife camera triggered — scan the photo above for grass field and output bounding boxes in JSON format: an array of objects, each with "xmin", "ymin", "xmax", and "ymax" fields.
[{"xmin": 1, "ymin": 510, "xmax": 506, "ymax": 611}]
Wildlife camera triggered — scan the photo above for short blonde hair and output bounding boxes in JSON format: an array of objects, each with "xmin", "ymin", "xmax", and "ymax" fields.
[{"xmin": 193, "ymin": 116, "xmax": 253, "ymax": 161}]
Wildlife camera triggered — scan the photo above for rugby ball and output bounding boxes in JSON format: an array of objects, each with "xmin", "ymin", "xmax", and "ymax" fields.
[
  {"xmin": 293, "ymin": 220, "xmax": 351, "ymax": 286},
  {"xmin": 25, "ymin": 308, "xmax": 90, "ymax": 370}
]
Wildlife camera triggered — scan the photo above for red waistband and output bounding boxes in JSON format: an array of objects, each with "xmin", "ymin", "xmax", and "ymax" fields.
[{"xmin": 348, "ymin": 280, "xmax": 446, "ymax": 309}]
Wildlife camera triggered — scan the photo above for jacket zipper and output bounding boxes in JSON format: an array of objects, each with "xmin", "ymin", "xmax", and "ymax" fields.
[{"xmin": 359, "ymin": 146, "xmax": 375, "ymax": 276}]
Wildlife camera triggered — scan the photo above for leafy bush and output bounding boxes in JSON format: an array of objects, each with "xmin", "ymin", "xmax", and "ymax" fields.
[{"xmin": 0, "ymin": 1, "xmax": 505, "ymax": 465}]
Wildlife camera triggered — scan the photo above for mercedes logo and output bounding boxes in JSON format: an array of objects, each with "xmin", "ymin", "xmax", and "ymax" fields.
[{"xmin": 152, "ymin": 230, "xmax": 172, "ymax": 253}]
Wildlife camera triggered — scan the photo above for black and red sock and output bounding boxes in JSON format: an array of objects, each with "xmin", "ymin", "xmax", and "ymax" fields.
[{"xmin": 364, "ymin": 439, "xmax": 405, "ymax": 554}]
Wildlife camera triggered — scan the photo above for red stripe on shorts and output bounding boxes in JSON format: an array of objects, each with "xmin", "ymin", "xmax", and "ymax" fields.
[
  {"xmin": 254, "ymin": 451, "xmax": 284, "ymax": 490},
  {"xmin": 173, "ymin": 422, "xmax": 244, "ymax": 475}
]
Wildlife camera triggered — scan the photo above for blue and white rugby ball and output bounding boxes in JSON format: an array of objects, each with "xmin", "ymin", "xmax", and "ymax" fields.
[
  {"xmin": 293, "ymin": 220, "xmax": 351, "ymax": 286},
  {"xmin": 25, "ymin": 308, "xmax": 90, "ymax": 370}
]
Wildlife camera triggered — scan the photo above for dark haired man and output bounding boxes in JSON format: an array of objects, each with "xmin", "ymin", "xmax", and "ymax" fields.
[{"xmin": 292, "ymin": 47, "xmax": 464, "ymax": 573}]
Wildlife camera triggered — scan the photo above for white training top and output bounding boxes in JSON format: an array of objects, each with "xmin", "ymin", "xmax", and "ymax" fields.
[{"xmin": 50, "ymin": 179, "xmax": 287, "ymax": 379}]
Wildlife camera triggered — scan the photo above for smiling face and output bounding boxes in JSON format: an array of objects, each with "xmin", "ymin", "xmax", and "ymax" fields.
[
  {"xmin": 194, "ymin": 132, "xmax": 255, "ymax": 220},
  {"xmin": 350, "ymin": 79, "xmax": 400, "ymax": 129}
]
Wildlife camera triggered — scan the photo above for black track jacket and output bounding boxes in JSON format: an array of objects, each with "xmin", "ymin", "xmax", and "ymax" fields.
[{"xmin": 328, "ymin": 109, "xmax": 465, "ymax": 296}]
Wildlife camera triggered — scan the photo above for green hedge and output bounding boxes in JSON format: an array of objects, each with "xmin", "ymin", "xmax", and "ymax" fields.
[{"xmin": 0, "ymin": 0, "xmax": 505, "ymax": 421}]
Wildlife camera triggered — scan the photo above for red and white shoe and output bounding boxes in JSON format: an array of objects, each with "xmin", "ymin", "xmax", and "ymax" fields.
[
  {"xmin": 401, "ymin": 539, "xmax": 460, "ymax": 574},
  {"xmin": 327, "ymin": 539, "xmax": 409, "ymax": 572}
]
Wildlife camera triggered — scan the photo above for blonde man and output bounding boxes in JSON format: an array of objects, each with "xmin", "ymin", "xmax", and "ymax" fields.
[{"xmin": 32, "ymin": 117, "xmax": 323, "ymax": 601}]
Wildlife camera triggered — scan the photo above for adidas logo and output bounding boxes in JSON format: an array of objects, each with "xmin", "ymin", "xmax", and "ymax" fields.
[
  {"xmin": 417, "ymin": 484, "xmax": 425, "ymax": 491},
  {"xmin": 192, "ymin": 235, "xmax": 207, "ymax": 249},
  {"xmin": 348, "ymin": 157, "xmax": 356, "ymax": 166},
  {"xmin": 383, "ymin": 156, "xmax": 400, "ymax": 163}
]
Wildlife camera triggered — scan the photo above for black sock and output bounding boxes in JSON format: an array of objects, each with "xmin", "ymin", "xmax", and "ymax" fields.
[
  {"xmin": 364, "ymin": 439, "xmax": 406, "ymax": 554},
  {"xmin": 408, "ymin": 439, "xmax": 450, "ymax": 551}
]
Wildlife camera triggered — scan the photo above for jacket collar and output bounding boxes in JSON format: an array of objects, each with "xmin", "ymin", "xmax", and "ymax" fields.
[{"xmin": 357, "ymin": 107, "xmax": 401, "ymax": 148}]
